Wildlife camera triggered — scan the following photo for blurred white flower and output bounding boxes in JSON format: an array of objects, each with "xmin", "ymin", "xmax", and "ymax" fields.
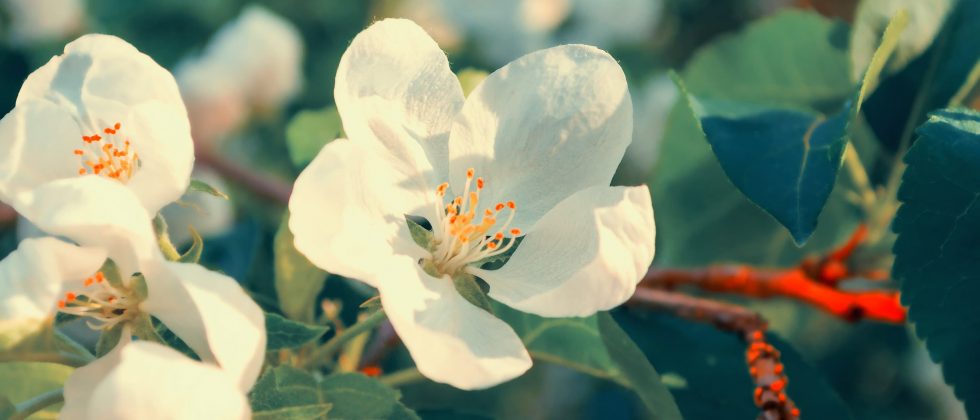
[
  {"xmin": 176, "ymin": 5, "xmax": 303, "ymax": 144},
  {"xmin": 62, "ymin": 340, "xmax": 250, "ymax": 420},
  {"xmin": 4, "ymin": 176, "xmax": 265, "ymax": 393},
  {"xmin": 390, "ymin": 0, "xmax": 660, "ymax": 65},
  {"xmin": 3, "ymin": 0, "xmax": 85, "ymax": 45},
  {"xmin": 0, "ymin": 34, "xmax": 194, "ymax": 216},
  {"xmin": 290, "ymin": 19, "xmax": 655, "ymax": 389},
  {"xmin": 622, "ymin": 73, "xmax": 678, "ymax": 178},
  {"xmin": 161, "ymin": 168, "xmax": 235, "ymax": 246}
]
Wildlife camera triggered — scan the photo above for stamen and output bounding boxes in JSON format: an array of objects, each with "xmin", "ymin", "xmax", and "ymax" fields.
[
  {"xmin": 74, "ymin": 122, "xmax": 139, "ymax": 183},
  {"xmin": 56, "ymin": 271, "xmax": 139, "ymax": 331}
]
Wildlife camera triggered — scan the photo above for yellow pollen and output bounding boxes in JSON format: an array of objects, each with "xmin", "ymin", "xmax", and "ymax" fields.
[{"xmin": 75, "ymin": 122, "xmax": 140, "ymax": 183}]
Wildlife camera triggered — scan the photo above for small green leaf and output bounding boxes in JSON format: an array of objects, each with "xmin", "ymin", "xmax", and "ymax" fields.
[
  {"xmin": 286, "ymin": 106, "xmax": 344, "ymax": 168},
  {"xmin": 152, "ymin": 214, "xmax": 182, "ymax": 261},
  {"xmin": 265, "ymin": 312, "xmax": 329, "ymax": 351},
  {"xmin": 0, "ymin": 363, "xmax": 72, "ymax": 419},
  {"xmin": 274, "ymin": 213, "xmax": 328, "ymax": 323},
  {"xmin": 95, "ymin": 324, "xmax": 125, "ymax": 358},
  {"xmin": 319, "ymin": 373, "xmax": 419, "ymax": 420},
  {"xmin": 451, "ymin": 274, "xmax": 492, "ymax": 314},
  {"xmin": 405, "ymin": 217, "xmax": 433, "ymax": 250},
  {"xmin": 250, "ymin": 366, "xmax": 332, "ymax": 418},
  {"xmin": 187, "ymin": 178, "xmax": 229, "ymax": 200},
  {"xmin": 850, "ymin": 0, "xmax": 950, "ymax": 83},
  {"xmin": 177, "ymin": 226, "xmax": 204, "ymax": 263},
  {"xmin": 893, "ymin": 108, "xmax": 980, "ymax": 417}
]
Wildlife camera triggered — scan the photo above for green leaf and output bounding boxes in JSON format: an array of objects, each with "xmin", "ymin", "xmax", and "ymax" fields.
[
  {"xmin": 177, "ymin": 226, "xmax": 204, "ymax": 263},
  {"xmin": 865, "ymin": 0, "xmax": 980, "ymax": 152},
  {"xmin": 152, "ymin": 214, "xmax": 182, "ymax": 262},
  {"xmin": 674, "ymin": 11, "xmax": 906, "ymax": 244},
  {"xmin": 187, "ymin": 178, "xmax": 229, "ymax": 200},
  {"xmin": 0, "ymin": 363, "xmax": 72, "ymax": 419},
  {"xmin": 451, "ymin": 274, "xmax": 492, "ymax": 314},
  {"xmin": 286, "ymin": 106, "xmax": 344, "ymax": 169},
  {"xmin": 274, "ymin": 213, "xmax": 328, "ymax": 322},
  {"xmin": 265, "ymin": 312, "xmax": 329, "ymax": 351},
  {"xmin": 319, "ymin": 373, "xmax": 419, "ymax": 420},
  {"xmin": 892, "ymin": 107, "xmax": 980, "ymax": 417},
  {"xmin": 95, "ymin": 323, "xmax": 125, "ymax": 358},
  {"xmin": 596, "ymin": 312, "xmax": 684, "ymax": 419},
  {"xmin": 495, "ymin": 305, "xmax": 681, "ymax": 419},
  {"xmin": 250, "ymin": 366, "xmax": 332, "ymax": 418},
  {"xmin": 850, "ymin": 0, "xmax": 954, "ymax": 84},
  {"xmin": 405, "ymin": 216, "xmax": 433, "ymax": 250}
]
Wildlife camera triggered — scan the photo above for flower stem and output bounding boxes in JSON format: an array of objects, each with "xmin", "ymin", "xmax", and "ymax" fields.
[
  {"xmin": 0, "ymin": 352, "xmax": 90, "ymax": 367},
  {"xmin": 379, "ymin": 367, "xmax": 424, "ymax": 388},
  {"xmin": 9, "ymin": 388, "xmax": 64, "ymax": 420},
  {"xmin": 303, "ymin": 309, "xmax": 386, "ymax": 369}
]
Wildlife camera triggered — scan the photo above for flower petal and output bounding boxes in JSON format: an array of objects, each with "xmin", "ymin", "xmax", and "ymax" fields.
[
  {"xmin": 448, "ymin": 44, "xmax": 632, "ymax": 228},
  {"xmin": 122, "ymin": 101, "xmax": 195, "ymax": 215},
  {"xmin": 376, "ymin": 256, "xmax": 531, "ymax": 390},
  {"xmin": 18, "ymin": 34, "xmax": 186, "ymax": 113},
  {"xmin": 289, "ymin": 139, "xmax": 429, "ymax": 285},
  {"xmin": 8, "ymin": 176, "xmax": 158, "ymax": 277},
  {"xmin": 471, "ymin": 186, "xmax": 655, "ymax": 317},
  {"xmin": 64, "ymin": 340, "xmax": 250, "ymax": 420},
  {"xmin": 140, "ymin": 261, "xmax": 265, "ymax": 393},
  {"xmin": 335, "ymin": 18, "xmax": 464, "ymax": 183},
  {"xmin": 0, "ymin": 237, "xmax": 106, "ymax": 321}
]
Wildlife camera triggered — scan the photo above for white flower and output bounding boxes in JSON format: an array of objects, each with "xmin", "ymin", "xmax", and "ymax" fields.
[
  {"xmin": 0, "ymin": 34, "xmax": 194, "ymax": 217},
  {"xmin": 289, "ymin": 19, "xmax": 655, "ymax": 389},
  {"xmin": 62, "ymin": 339, "xmax": 250, "ymax": 420},
  {"xmin": 4, "ymin": 176, "xmax": 266, "ymax": 393},
  {"xmin": 161, "ymin": 168, "xmax": 235, "ymax": 246},
  {"xmin": 3, "ymin": 0, "xmax": 85, "ymax": 45},
  {"xmin": 175, "ymin": 6, "xmax": 303, "ymax": 144}
]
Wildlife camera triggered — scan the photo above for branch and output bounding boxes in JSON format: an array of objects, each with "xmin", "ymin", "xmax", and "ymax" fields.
[
  {"xmin": 628, "ymin": 288, "xmax": 799, "ymax": 420},
  {"xmin": 9, "ymin": 388, "xmax": 63, "ymax": 420},
  {"xmin": 195, "ymin": 149, "xmax": 292, "ymax": 205},
  {"xmin": 0, "ymin": 202, "xmax": 16, "ymax": 227}
]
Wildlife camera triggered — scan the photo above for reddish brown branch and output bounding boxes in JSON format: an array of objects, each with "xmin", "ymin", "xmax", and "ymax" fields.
[
  {"xmin": 628, "ymin": 288, "xmax": 799, "ymax": 420},
  {"xmin": 195, "ymin": 149, "xmax": 292, "ymax": 205},
  {"xmin": 0, "ymin": 203, "xmax": 15, "ymax": 227}
]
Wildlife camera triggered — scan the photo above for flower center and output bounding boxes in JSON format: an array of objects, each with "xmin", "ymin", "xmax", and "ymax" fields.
[
  {"xmin": 426, "ymin": 168, "xmax": 522, "ymax": 276},
  {"xmin": 56, "ymin": 271, "xmax": 140, "ymax": 330},
  {"xmin": 73, "ymin": 122, "xmax": 140, "ymax": 183}
]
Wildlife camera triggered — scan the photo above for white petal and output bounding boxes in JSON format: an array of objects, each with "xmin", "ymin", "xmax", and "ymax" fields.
[
  {"xmin": 61, "ymin": 333, "xmax": 130, "ymax": 420},
  {"xmin": 8, "ymin": 177, "xmax": 158, "ymax": 276},
  {"xmin": 448, "ymin": 44, "xmax": 632, "ymax": 228},
  {"xmin": 335, "ymin": 18, "xmax": 463, "ymax": 184},
  {"xmin": 289, "ymin": 139, "xmax": 429, "ymax": 286},
  {"xmin": 376, "ymin": 256, "xmax": 531, "ymax": 390},
  {"xmin": 0, "ymin": 101, "xmax": 88, "ymax": 203},
  {"xmin": 122, "ymin": 101, "xmax": 195, "ymax": 215},
  {"xmin": 18, "ymin": 34, "xmax": 186, "ymax": 114},
  {"xmin": 140, "ymin": 261, "xmax": 265, "ymax": 393},
  {"xmin": 64, "ymin": 340, "xmax": 250, "ymax": 420},
  {"xmin": 0, "ymin": 237, "xmax": 105, "ymax": 321},
  {"xmin": 471, "ymin": 186, "xmax": 655, "ymax": 317}
]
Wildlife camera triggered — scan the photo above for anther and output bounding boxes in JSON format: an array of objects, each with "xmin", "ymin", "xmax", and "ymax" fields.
[{"xmin": 510, "ymin": 228, "xmax": 522, "ymax": 236}]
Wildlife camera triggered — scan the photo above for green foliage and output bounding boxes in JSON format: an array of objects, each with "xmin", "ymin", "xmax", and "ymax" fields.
[
  {"xmin": 892, "ymin": 108, "xmax": 980, "ymax": 417},
  {"xmin": 274, "ymin": 214, "xmax": 328, "ymax": 323},
  {"xmin": 651, "ymin": 10, "xmax": 864, "ymax": 266},
  {"xmin": 405, "ymin": 217, "xmax": 434, "ymax": 250},
  {"xmin": 0, "ymin": 363, "xmax": 72, "ymax": 419},
  {"xmin": 675, "ymin": 11, "xmax": 905, "ymax": 244},
  {"xmin": 264, "ymin": 312, "xmax": 329, "ymax": 351},
  {"xmin": 177, "ymin": 226, "xmax": 204, "ymax": 263},
  {"xmin": 188, "ymin": 178, "xmax": 230, "ymax": 200},
  {"xmin": 250, "ymin": 366, "xmax": 333, "ymax": 419},
  {"xmin": 95, "ymin": 324, "xmax": 125, "ymax": 358},
  {"xmin": 286, "ymin": 106, "xmax": 344, "ymax": 169},
  {"xmin": 319, "ymin": 373, "xmax": 419, "ymax": 419},
  {"xmin": 495, "ymin": 305, "xmax": 681, "ymax": 419},
  {"xmin": 452, "ymin": 274, "xmax": 494, "ymax": 314}
]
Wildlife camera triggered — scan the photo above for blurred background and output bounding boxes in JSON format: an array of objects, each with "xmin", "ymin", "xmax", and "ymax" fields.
[{"xmin": 0, "ymin": 0, "xmax": 967, "ymax": 418}]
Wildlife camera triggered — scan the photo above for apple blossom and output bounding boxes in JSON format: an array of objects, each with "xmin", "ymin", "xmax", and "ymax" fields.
[
  {"xmin": 0, "ymin": 34, "xmax": 194, "ymax": 216},
  {"xmin": 3, "ymin": 0, "xmax": 85, "ymax": 45},
  {"xmin": 62, "ymin": 339, "xmax": 250, "ymax": 420},
  {"xmin": 290, "ymin": 19, "xmax": 655, "ymax": 389},
  {"xmin": 5, "ymin": 176, "xmax": 265, "ymax": 392}
]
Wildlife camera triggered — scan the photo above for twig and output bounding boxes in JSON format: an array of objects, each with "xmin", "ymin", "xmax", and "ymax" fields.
[
  {"xmin": 195, "ymin": 149, "xmax": 292, "ymax": 205},
  {"xmin": 379, "ymin": 367, "xmax": 425, "ymax": 388},
  {"xmin": 0, "ymin": 352, "xmax": 90, "ymax": 367},
  {"xmin": 0, "ymin": 202, "xmax": 16, "ymax": 227},
  {"xmin": 9, "ymin": 388, "xmax": 64, "ymax": 420},
  {"xmin": 302, "ymin": 309, "xmax": 386, "ymax": 369},
  {"xmin": 628, "ymin": 288, "xmax": 799, "ymax": 420}
]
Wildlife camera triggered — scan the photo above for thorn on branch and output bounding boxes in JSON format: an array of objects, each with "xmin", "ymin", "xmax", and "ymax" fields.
[{"xmin": 628, "ymin": 288, "xmax": 800, "ymax": 420}]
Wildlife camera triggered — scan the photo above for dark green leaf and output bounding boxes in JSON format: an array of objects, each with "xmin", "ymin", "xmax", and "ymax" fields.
[
  {"xmin": 250, "ymin": 366, "xmax": 332, "ymax": 418},
  {"xmin": 405, "ymin": 216, "xmax": 433, "ymax": 250},
  {"xmin": 265, "ymin": 312, "xmax": 329, "ymax": 351},
  {"xmin": 274, "ymin": 213, "xmax": 328, "ymax": 323},
  {"xmin": 286, "ymin": 106, "xmax": 344, "ymax": 169},
  {"xmin": 892, "ymin": 108, "xmax": 980, "ymax": 417},
  {"xmin": 319, "ymin": 373, "xmax": 419, "ymax": 420},
  {"xmin": 597, "ymin": 313, "xmax": 683, "ymax": 420},
  {"xmin": 452, "ymin": 274, "xmax": 493, "ymax": 314},
  {"xmin": 188, "ymin": 178, "xmax": 229, "ymax": 200}
]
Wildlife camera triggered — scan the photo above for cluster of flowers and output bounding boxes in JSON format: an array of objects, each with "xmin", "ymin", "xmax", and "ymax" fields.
[{"xmin": 0, "ymin": 17, "xmax": 656, "ymax": 417}]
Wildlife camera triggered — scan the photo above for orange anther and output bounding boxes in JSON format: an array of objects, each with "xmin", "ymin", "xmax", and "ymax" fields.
[
  {"xmin": 507, "ymin": 201, "xmax": 515, "ymax": 209},
  {"xmin": 73, "ymin": 149, "xmax": 84, "ymax": 155},
  {"xmin": 510, "ymin": 228, "xmax": 522, "ymax": 236},
  {"xmin": 495, "ymin": 203, "xmax": 505, "ymax": 211},
  {"xmin": 487, "ymin": 242, "xmax": 498, "ymax": 249},
  {"xmin": 751, "ymin": 331, "xmax": 763, "ymax": 341},
  {"xmin": 791, "ymin": 408, "xmax": 800, "ymax": 417},
  {"xmin": 95, "ymin": 272, "xmax": 105, "ymax": 282},
  {"xmin": 774, "ymin": 364, "xmax": 784, "ymax": 375},
  {"xmin": 770, "ymin": 379, "xmax": 785, "ymax": 392},
  {"xmin": 66, "ymin": 292, "xmax": 76, "ymax": 301},
  {"xmin": 476, "ymin": 178, "xmax": 484, "ymax": 189},
  {"xmin": 84, "ymin": 278, "xmax": 94, "ymax": 286},
  {"xmin": 114, "ymin": 122, "xmax": 121, "ymax": 130},
  {"xmin": 466, "ymin": 168, "xmax": 474, "ymax": 178},
  {"xmin": 57, "ymin": 300, "xmax": 66, "ymax": 309},
  {"xmin": 495, "ymin": 232, "xmax": 504, "ymax": 240},
  {"xmin": 92, "ymin": 135, "xmax": 101, "ymax": 141},
  {"xmin": 361, "ymin": 365, "xmax": 382, "ymax": 377},
  {"xmin": 78, "ymin": 169, "xmax": 87, "ymax": 175}
]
